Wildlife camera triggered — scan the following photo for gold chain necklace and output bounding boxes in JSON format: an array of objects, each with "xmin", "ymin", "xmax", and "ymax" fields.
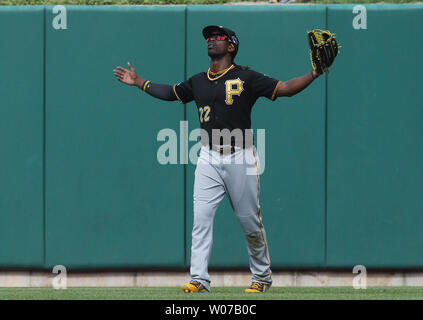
[{"xmin": 207, "ymin": 64, "xmax": 235, "ymax": 81}]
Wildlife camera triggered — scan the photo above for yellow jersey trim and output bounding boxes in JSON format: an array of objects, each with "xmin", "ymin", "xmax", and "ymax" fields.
[
  {"xmin": 271, "ymin": 81, "xmax": 282, "ymax": 101},
  {"xmin": 173, "ymin": 84, "xmax": 184, "ymax": 104}
]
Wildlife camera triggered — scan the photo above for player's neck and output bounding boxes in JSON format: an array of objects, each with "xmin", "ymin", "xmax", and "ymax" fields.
[{"xmin": 209, "ymin": 58, "xmax": 233, "ymax": 73}]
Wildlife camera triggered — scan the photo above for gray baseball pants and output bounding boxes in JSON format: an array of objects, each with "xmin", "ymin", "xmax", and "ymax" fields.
[{"xmin": 190, "ymin": 145, "xmax": 272, "ymax": 291}]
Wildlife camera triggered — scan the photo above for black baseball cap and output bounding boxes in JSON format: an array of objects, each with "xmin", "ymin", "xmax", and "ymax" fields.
[{"xmin": 202, "ymin": 25, "xmax": 239, "ymax": 58}]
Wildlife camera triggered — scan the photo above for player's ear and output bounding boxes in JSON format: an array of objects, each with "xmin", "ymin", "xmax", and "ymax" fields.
[{"xmin": 228, "ymin": 43, "xmax": 235, "ymax": 53}]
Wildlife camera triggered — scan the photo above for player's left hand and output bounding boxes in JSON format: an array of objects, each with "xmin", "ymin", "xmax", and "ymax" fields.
[{"xmin": 307, "ymin": 29, "xmax": 339, "ymax": 75}]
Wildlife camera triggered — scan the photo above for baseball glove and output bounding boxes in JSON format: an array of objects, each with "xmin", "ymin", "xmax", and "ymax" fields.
[{"xmin": 307, "ymin": 29, "xmax": 339, "ymax": 75}]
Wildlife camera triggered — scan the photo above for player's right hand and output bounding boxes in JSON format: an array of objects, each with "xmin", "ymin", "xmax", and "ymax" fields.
[{"xmin": 113, "ymin": 62, "xmax": 142, "ymax": 86}]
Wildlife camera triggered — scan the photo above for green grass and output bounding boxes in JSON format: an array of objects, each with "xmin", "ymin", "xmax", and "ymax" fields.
[
  {"xmin": 1, "ymin": 287, "xmax": 423, "ymax": 300},
  {"xmin": 311, "ymin": 0, "xmax": 422, "ymax": 3}
]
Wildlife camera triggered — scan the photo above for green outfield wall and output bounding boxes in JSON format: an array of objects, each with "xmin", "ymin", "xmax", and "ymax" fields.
[
  {"xmin": 326, "ymin": 4, "xmax": 423, "ymax": 268},
  {"xmin": 0, "ymin": 4, "xmax": 422, "ymax": 270},
  {"xmin": 0, "ymin": 6, "xmax": 44, "ymax": 268}
]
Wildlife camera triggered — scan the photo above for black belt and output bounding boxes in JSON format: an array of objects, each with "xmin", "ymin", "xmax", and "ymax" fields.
[{"xmin": 211, "ymin": 145, "xmax": 236, "ymax": 154}]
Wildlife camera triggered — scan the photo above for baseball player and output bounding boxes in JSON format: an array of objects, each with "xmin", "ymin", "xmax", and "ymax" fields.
[{"xmin": 113, "ymin": 25, "xmax": 325, "ymax": 293}]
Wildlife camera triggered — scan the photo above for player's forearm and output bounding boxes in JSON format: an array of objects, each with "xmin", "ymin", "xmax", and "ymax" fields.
[
  {"xmin": 136, "ymin": 78, "xmax": 177, "ymax": 101},
  {"xmin": 277, "ymin": 70, "xmax": 318, "ymax": 98}
]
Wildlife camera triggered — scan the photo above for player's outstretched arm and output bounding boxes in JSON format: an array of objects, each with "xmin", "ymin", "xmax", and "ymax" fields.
[
  {"xmin": 113, "ymin": 62, "xmax": 177, "ymax": 101},
  {"xmin": 275, "ymin": 70, "xmax": 319, "ymax": 98}
]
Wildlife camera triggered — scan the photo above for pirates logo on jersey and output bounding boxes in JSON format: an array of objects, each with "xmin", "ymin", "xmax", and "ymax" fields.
[{"xmin": 225, "ymin": 78, "xmax": 244, "ymax": 105}]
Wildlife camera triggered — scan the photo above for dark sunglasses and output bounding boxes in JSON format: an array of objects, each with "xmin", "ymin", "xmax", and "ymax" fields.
[{"xmin": 206, "ymin": 35, "xmax": 228, "ymax": 42}]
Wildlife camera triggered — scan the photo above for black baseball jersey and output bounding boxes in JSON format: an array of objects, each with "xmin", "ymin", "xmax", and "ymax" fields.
[{"xmin": 173, "ymin": 64, "xmax": 281, "ymax": 147}]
